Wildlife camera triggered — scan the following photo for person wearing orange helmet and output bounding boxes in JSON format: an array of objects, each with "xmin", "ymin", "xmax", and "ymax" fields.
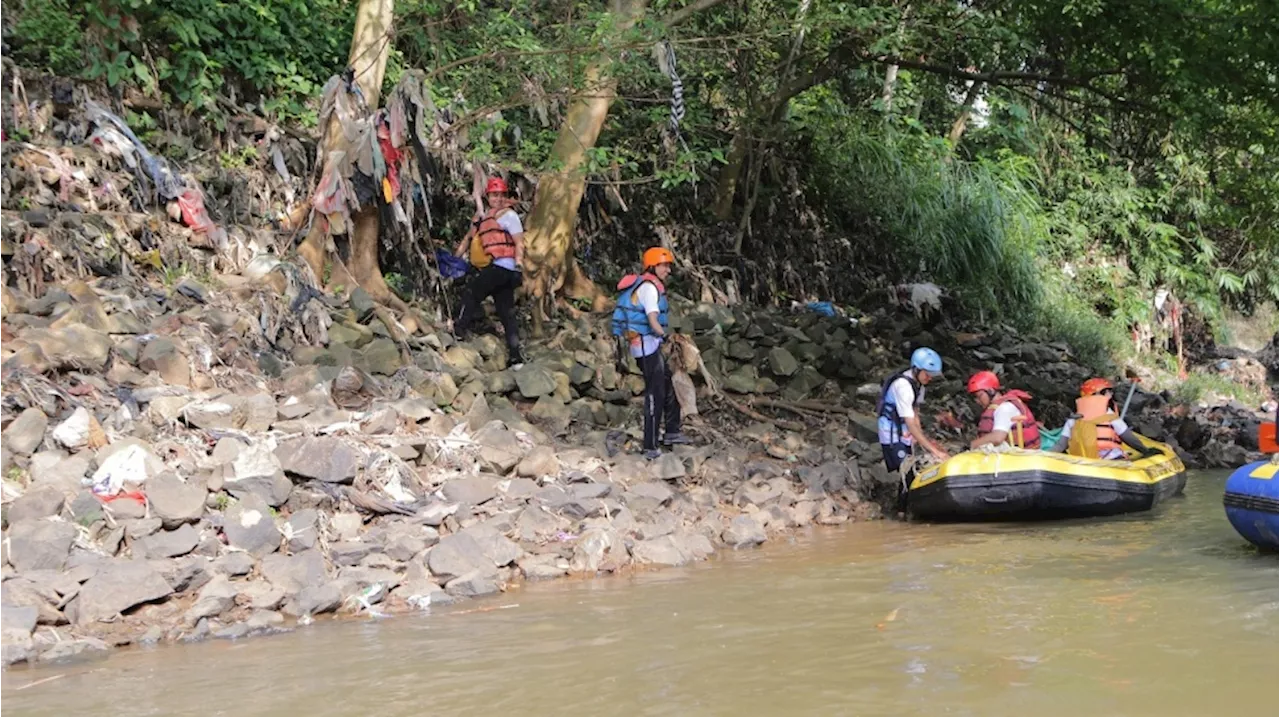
[
  {"xmin": 966, "ymin": 370, "xmax": 1042, "ymax": 449},
  {"xmin": 1046, "ymin": 378, "xmax": 1151, "ymax": 458},
  {"xmin": 453, "ymin": 176, "xmax": 526, "ymax": 366},
  {"xmin": 612, "ymin": 246, "xmax": 687, "ymax": 459}
]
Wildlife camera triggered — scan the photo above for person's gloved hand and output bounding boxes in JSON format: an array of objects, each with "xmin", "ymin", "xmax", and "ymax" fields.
[{"xmin": 1139, "ymin": 445, "xmax": 1164, "ymax": 458}]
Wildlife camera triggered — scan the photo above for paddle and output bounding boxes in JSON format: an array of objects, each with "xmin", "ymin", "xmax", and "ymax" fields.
[{"xmin": 1118, "ymin": 376, "xmax": 1140, "ymax": 422}]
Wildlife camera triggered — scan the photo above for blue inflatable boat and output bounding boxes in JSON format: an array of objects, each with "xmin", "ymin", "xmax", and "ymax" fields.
[{"xmin": 1223, "ymin": 458, "xmax": 1279, "ymax": 550}]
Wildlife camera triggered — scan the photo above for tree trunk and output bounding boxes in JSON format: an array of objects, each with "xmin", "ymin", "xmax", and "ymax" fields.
[
  {"xmin": 947, "ymin": 80, "xmax": 983, "ymax": 147},
  {"xmin": 881, "ymin": 63, "xmax": 900, "ymax": 112},
  {"xmin": 298, "ymin": 0, "xmax": 397, "ymax": 305},
  {"xmin": 523, "ymin": 0, "xmax": 647, "ymax": 334},
  {"xmin": 713, "ymin": 0, "xmax": 815, "ymax": 225}
]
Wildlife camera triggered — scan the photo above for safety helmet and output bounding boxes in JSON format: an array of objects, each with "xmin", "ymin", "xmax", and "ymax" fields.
[
  {"xmin": 1081, "ymin": 378, "xmax": 1114, "ymax": 397},
  {"xmin": 485, "ymin": 177, "xmax": 509, "ymax": 194},
  {"xmin": 910, "ymin": 347, "xmax": 943, "ymax": 375},
  {"xmin": 967, "ymin": 370, "xmax": 1001, "ymax": 394},
  {"xmin": 643, "ymin": 246, "xmax": 676, "ymax": 270}
]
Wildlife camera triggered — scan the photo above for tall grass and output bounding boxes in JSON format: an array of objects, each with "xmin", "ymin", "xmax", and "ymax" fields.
[{"xmin": 810, "ymin": 126, "xmax": 1124, "ymax": 368}]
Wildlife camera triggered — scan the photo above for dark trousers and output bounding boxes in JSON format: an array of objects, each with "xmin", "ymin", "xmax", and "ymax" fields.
[
  {"xmin": 638, "ymin": 349, "xmax": 680, "ymax": 450},
  {"xmin": 882, "ymin": 441, "xmax": 915, "ymax": 514},
  {"xmin": 456, "ymin": 265, "xmax": 521, "ymax": 350}
]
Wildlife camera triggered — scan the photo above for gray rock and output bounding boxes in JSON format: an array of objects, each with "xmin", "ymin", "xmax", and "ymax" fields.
[
  {"xmin": 38, "ymin": 637, "xmax": 110, "ymax": 664},
  {"xmin": 349, "ymin": 287, "xmax": 376, "ymax": 322},
  {"xmin": 329, "ymin": 541, "xmax": 374, "ymax": 567},
  {"xmin": 213, "ymin": 552, "xmax": 256, "ymax": 577},
  {"xmin": 239, "ymin": 582, "xmax": 287, "ymax": 611},
  {"xmin": 722, "ymin": 514, "xmax": 767, "ymax": 548},
  {"xmin": 632, "ymin": 536, "xmax": 693, "ymax": 566},
  {"xmin": 1, "ymin": 605, "xmax": 39, "ymax": 654},
  {"xmin": 517, "ymin": 445, "xmax": 560, "ymax": 478},
  {"xmin": 513, "ymin": 365, "xmax": 557, "ymax": 398},
  {"xmin": 246, "ymin": 609, "xmax": 286, "ymax": 631},
  {"xmin": 767, "ymin": 347, "xmax": 799, "ymax": 377},
  {"xmin": 261, "ymin": 550, "xmax": 329, "ymax": 595},
  {"xmin": 275, "ymin": 437, "xmax": 359, "ymax": 484},
  {"xmin": 441, "ymin": 476, "xmax": 498, "ymax": 506},
  {"xmin": 473, "ymin": 422, "xmax": 526, "ymax": 473},
  {"xmin": 444, "ymin": 572, "xmax": 501, "ymax": 598},
  {"xmin": 66, "ymin": 490, "xmax": 105, "ymax": 527},
  {"xmin": 518, "ymin": 553, "xmax": 571, "ymax": 580},
  {"xmin": 28, "ymin": 450, "xmax": 92, "ymax": 493},
  {"xmin": 184, "ymin": 574, "xmax": 239, "ymax": 624},
  {"xmin": 75, "ymin": 560, "xmax": 174, "ymax": 624},
  {"xmin": 625, "ymin": 481, "xmax": 674, "ymax": 506},
  {"xmin": 530, "ymin": 395, "xmax": 571, "ymax": 428},
  {"xmin": 427, "ymin": 532, "xmax": 497, "ymax": 582},
  {"xmin": 158, "ymin": 557, "xmax": 212, "ymax": 593},
  {"xmin": 10, "ymin": 324, "xmax": 112, "ymax": 373},
  {"xmin": 569, "ymin": 528, "xmax": 626, "ymax": 573},
  {"xmin": 124, "ymin": 517, "xmax": 163, "ymax": 540},
  {"xmin": 649, "ymin": 453, "xmax": 687, "ymax": 480},
  {"xmin": 362, "ymin": 338, "xmax": 405, "ymax": 376},
  {"xmin": 4, "ymin": 407, "xmax": 48, "ymax": 455},
  {"xmin": 137, "ymin": 524, "xmax": 200, "ymax": 559},
  {"xmin": 461, "ymin": 524, "xmax": 523, "ymax": 567},
  {"xmin": 287, "ymin": 582, "xmax": 343, "ymax": 616},
  {"xmin": 223, "ymin": 495, "xmax": 280, "ymax": 557},
  {"xmin": 227, "ymin": 441, "xmax": 293, "ymax": 506},
  {"xmin": 283, "ymin": 508, "xmax": 318, "ymax": 551},
  {"xmin": 146, "ymin": 473, "xmax": 207, "ymax": 527},
  {"xmin": 6, "ymin": 485, "xmax": 66, "ymax": 525},
  {"xmin": 139, "ymin": 337, "xmax": 190, "ymax": 386},
  {"xmin": 417, "ymin": 501, "xmax": 459, "ymax": 527},
  {"xmin": 7, "ymin": 519, "xmax": 77, "ymax": 571}
]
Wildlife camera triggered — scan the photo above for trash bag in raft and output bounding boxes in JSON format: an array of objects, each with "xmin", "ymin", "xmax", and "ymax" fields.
[{"xmin": 1039, "ymin": 427, "xmax": 1064, "ymax": 451}]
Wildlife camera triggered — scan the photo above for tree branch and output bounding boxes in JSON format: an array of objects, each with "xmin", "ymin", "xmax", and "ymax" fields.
[
  {"xmin": 662, "ymin": 0, "xmax": 729, "ymax": 28},
  {"xmin": 870, "ymin": 55, "xmax": 1142, "ymax": 109}
]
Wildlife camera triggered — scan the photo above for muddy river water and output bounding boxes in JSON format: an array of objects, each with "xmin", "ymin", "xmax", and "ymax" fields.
[{"xmin": 4, "ymin": 470, "xmax": 1276, "ymax": 716}]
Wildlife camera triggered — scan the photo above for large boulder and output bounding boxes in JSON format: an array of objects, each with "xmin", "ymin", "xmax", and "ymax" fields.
[
  {"xmin": 473, "ymin": 422, "xmax": 526, "ymax": 474},
  {"xmin": 136, "ymin": 524, "xmax": 201, "ymax": 559},
  {"xmin": 427, "ymin": 532, "xmax": 497, "ymax": 582},
  {"xmin": 3, "ymin": 408, "xmax": 48, "ymax": 455},
  {"xmin": 6, "ymin": 485, "xmax": 66, "ymax": 525},
  {"xmin": 721, "ymin": 514, "xmax": 767, "ymax": 548},
  {"xmin": 146, "ymin": 473, "xmax": 207, "ymax": 527},
  {"xmin": 226, "ymin": 440, "xmax": 293, "ymax": 506},
  {"xmin": 223, "ymin": 495, "xmax": 280, "ymax": 557},
  {"xmin": 7, "ymin": 519, "xmax": 77, "ymax": 571},
  {"xmin": 275, "ymin": 437, "xmax": 359, "ymax": 484},
  {"xmin": 74, "ymin": 560, "xmax": 174, "ymax": 625},
  {"xmin": 261, "ymin": 550, "xmax": 329, "ymax": 596},
  {"xmin": 5, "ymin": 323, "xmax": 112, "ymax": 373},
  {"xmin": 513, "ymin": 365, "xmax": 557, "ymax": 398}
]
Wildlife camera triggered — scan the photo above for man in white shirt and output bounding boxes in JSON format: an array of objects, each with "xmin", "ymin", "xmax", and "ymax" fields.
[{"xmin": 612, "ymin": 247, "xmax": 688, "ymax": 460}]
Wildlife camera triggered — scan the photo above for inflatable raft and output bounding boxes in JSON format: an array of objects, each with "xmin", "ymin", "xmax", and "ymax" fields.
[
  {"xmin": 1222, "ymin": 460, "xmax": 1279, "ymax": 550},
  {"xmin": 907, "ymin": 435, "xmax": 1186, "ymax": 520}
]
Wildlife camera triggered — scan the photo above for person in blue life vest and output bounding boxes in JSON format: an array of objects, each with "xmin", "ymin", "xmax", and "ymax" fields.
[
  {"xmin": 453, "ymin": 176, "xmax": 526, "ymax": 367},
  {"xmin": 612, "ymin": 247, "xmax": 690, "ymax": 460},
  {"xmin": 877, "ymin": 348, "xmax": 951, "ymax": 497}
]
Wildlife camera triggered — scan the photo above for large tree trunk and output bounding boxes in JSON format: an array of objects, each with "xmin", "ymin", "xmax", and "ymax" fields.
[
  {"xmin": 523, "ymin": 0, "xmax": 648, "ymax": 334},
  {"xmin": 298, "ymin": 0, "xmax": 399, "ymax": 305},
  {"xmin": 713, "ymin": 0, "xmax": 814, "ymax": 226},
  {"xmin": 947, "ymin": 79, "xmax": 983, "ymax": 147}
]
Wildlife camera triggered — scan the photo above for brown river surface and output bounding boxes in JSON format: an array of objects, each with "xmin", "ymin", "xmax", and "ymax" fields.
[{"xmin": 4, "ymin": 470, "xmax": 1276, "ymax": 716}]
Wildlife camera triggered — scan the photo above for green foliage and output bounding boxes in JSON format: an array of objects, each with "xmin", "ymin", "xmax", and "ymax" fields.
[
  {"xmin": 1172, "ymin": 372, "xmax": 1267, "ymax": 409},
  {"xmin": 9, "ymin": 0, "xmax": 84, "ymax": 75}
]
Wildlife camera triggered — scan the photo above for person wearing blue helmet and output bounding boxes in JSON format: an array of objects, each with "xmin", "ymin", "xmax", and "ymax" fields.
[{"xmin": 876, "ymin": 347, "xmax": 951, "ymax": 478}]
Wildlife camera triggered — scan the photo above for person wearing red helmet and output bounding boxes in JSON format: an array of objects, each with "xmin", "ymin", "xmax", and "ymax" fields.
[
  {"xmin": 1046, "ymin": 378, "xmax": 1151, "ymax": 458},
  {"xmin": 966, "ymin": 370, "xmax": 1042, "ymax": 449},
  {"xmin": 612, "ymin": 247, "xmax": 688, "ymax": 459},
  {"xmin": 453, "ymin": 176, "xmax": 526, "ymax": 366}
]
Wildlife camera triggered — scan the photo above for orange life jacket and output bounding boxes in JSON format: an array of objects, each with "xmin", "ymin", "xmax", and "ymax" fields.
[
  {"xmin": 1075, "ymin": 394, "xmax": 1121, "ymax": 453},
  {"xmin": 977, "ymin": 390, "xmax": 1041, "ymax": 448},
  {"xmin": 469, "ymin": 207, "xmax": 517, "ymax": 267}
]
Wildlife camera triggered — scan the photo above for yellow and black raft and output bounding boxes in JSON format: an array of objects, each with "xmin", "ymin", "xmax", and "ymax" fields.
[{"xmin": 907, "ymin": 433, "xmax": 1187, "ymax": 521}]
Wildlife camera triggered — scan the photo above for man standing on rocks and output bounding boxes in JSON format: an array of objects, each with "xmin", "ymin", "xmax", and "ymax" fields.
[
  {"xmin": 454, "ymin": 176, "xmax": 526, "ymax": 367},
  {"xmin": 877, "ymin": 347, "xmax": 950, "ymax": 502},
  {"xmin": 613, "ymin": 247, "xmax": 689, "ymax": 460}
]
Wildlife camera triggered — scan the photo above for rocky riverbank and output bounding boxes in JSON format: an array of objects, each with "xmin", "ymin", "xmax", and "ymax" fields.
[{"xmin": 2, "ymin": 84, "xmax": 1274, "ymax": 668}]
